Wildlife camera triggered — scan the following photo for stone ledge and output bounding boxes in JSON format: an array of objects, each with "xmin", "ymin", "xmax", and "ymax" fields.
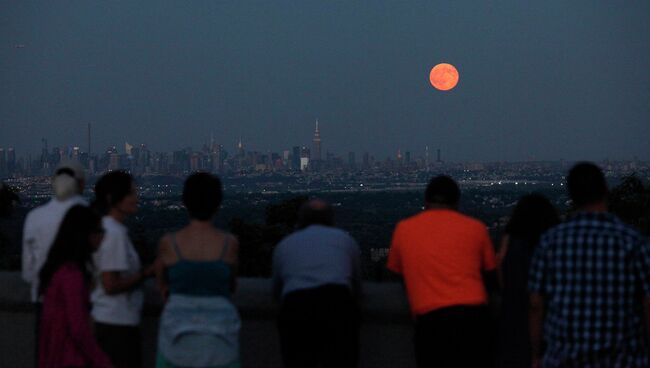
[
  {"xmin": 0, "ymin": 272, "xmax": 412, "ymax": 322},
  {"xmin": 0, "ymin": 272, "xmax": 417, "ymax": 367}
]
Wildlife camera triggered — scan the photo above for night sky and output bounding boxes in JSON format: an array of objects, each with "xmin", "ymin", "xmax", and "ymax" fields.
[{"xmin": 2, "ymin": 1, "xmax": 649, "ymax": 161}]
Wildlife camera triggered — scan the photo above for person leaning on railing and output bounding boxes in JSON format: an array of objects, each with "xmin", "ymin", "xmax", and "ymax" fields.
[
  {"xmin": 387, "ymin": 175, "xmax": 498, "ymax": 368},
  {"xmin": 272, "ymin": 199, "xmax": 362, "ymax": 368}
]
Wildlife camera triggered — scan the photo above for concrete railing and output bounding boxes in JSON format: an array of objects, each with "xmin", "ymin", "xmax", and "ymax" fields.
[{"xmin": 0, "ymin": 272, "xmax": 416, "ymax": 367}]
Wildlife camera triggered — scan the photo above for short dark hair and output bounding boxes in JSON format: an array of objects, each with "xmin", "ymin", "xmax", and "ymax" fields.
[
  {"xmin": 183, "ymin": 172, "xmax": 223, "ymax": 220},
  {"xmin": 506, "ymin": 193, "xmax": 560, "ymax": 243},
  {"xmin": 425, "ymin": 175, "xmax": 460, "ymax": 206},
  {"xmin": 296, "ymin": 200, "xmax": 334, "ymax": 229},
  {"xmin": 567, "ymin": 162, "xmax": 608, "ymax": 207},
  {"xmin": 92, "ymin": 171, "xmax": 134, "ymax": 215}
]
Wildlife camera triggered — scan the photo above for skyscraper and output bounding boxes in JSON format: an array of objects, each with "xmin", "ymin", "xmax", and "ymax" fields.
[
  {"xmin": 292, "ymin": 146, "xmax": 301, "ymax": 171},
  {"xmin": 348, "ymin": 152, "xmax": 356, "ymax": 169},
  {"xmin": 125, "ymin": 142, "xmax": 134, "ymax": 156},
  {"xmin": 237, "ymin": 137, "xmax": 244, "ymax": 157},
  {"xmin": 425, "ymin": 145, "xmax": 430, "ymax": 170},
  {"xmin": 108, "ymin": 152, "xmax": 120, "ymax": 171},
  {"xmin": 0, "ymin": 148, "xmax": 6, "ymax": 177},
  {"xmin": 41, "ymin": 138, "xmax": 49, "ymax": 171},
  {"xmin": 7, "ymin": 148, "xmax": 16, "ymax": 175},
  {"xmin": 312, "ymin": 120, "xmax": 321, "ymax": 161},
  {"xmin": 300, "ymin": 146, "xmax": 310, "ymax": 171}
]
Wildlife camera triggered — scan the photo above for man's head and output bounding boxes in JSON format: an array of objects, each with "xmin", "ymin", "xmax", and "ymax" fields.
[
  {"xmin": 52, "ymin": 160, "xmax": 86, "ymax": 200},
  {"xmin": 296, "ymin": 199, "xmax": 334, "ymax": 229},
  {"xmin": 567, "ymin": 162, "xmax": 608, "ymax": 209},
  {"xmin": 425, "ymin": 175, "xmax": 460, "ymax": 209}
]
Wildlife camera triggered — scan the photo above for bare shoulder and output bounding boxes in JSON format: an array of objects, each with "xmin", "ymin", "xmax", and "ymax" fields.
[
  {"xmin": 225, "ymin": 232, "xmax": 239, "ymax": 251},
  {"xmin": 221, "ymin": 232, "xmax": 239, "ymax": 263},
  {"xmin": 157, "ymin": 233, "xmax": 177, "ymax": 263}
]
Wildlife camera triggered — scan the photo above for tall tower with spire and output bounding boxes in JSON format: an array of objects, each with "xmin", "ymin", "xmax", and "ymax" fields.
[
  {"xmin": 312, "ymin": 120, "xmax": 322, "ymax": 161},
  {"xmin": 237, "ymin": 136, "xmax": 244, "ymax": 157}
]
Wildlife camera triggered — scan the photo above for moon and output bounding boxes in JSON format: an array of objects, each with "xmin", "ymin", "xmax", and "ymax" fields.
[{"xmin": 429, "ymin": 63, "xmax": 459, "ymax": 91}]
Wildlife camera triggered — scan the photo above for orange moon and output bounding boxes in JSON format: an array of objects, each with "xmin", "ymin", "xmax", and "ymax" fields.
[{"xmin": 429, "ymin": 63, "xmax": 459, "ymax": 91}]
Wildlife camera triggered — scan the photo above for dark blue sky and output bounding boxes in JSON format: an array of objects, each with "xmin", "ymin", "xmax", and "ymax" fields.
[{"xmin": 2, "ymin": 1, "xmax": 649, "ymax": 161}]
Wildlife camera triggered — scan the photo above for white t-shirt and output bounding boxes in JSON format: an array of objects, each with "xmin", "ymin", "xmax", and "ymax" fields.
[
  {"xmin": 91, "ymin": 216, "xmax": 143, "ymax": 326},
  {"xmin": 21, "ymin": 195, "xmax": 88, "ymax": 302}
]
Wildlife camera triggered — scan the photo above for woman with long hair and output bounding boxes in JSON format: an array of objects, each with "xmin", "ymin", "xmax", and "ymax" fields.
[
  {"xmin": 91, "ymin": 171, "xmax": 152, "ymax": 368},
  {"xmin": 154, "ymin": 172, "xmax": 241, "ymax": 368},
  {"xmin": 496, "ymin": 193, "xmax": 560, "ymax": 368},
  {"xmin": 38, "ymin": 205, "xmax": 112, "ymax": 368}
]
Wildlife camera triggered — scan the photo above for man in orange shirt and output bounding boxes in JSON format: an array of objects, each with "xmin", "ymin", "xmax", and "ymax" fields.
[{"xmin": 387, "ymin": 175, "xmax": 497, "ymax": 368}]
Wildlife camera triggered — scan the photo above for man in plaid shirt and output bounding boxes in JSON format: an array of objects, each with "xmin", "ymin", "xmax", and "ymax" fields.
[{"xmin": 529, "ymin": 162, "xmax": 650, "ymax": 368}]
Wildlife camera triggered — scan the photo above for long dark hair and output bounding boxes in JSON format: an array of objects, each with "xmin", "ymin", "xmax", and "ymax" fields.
[
  {"xmin": 505, "ymin": 193, "xmax": 560, "ymax": 244},
  {"xmin": 38, "ymin": 205, "xmax": 102, "ymax": 295},
  {"xmin": 92, "ymin": 171, "xmax": 134, "ymax": 215}
]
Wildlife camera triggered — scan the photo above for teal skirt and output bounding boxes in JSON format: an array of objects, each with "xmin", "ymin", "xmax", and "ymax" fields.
[{"xmin": 156, "ymin": 353, "xmax": 240, "ymax": 368}]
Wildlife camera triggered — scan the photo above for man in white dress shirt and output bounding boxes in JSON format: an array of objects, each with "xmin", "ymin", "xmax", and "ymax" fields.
[{"xmin": 22, "ymin": 160, "xmax": 87, "ymax": 301}]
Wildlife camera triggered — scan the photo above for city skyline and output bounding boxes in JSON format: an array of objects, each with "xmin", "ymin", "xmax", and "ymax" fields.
[
  {"xmin": 2, "ymin": 116, "xmax": 649, "ymax": 170},
  {"xmin": 2, "ymin": 2, "xmax": 650, "ymax": 161}
]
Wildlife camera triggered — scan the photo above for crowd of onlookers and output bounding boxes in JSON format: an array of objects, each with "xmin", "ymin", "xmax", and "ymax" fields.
[{"xmin": 19, "ymin": 160, "xmax": 650, "ymax": 368}]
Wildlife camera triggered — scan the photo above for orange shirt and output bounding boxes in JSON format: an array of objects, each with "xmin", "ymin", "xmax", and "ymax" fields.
[{"xmin": 387, "ymin": 209, "xmax": 496, "ymax": 316}]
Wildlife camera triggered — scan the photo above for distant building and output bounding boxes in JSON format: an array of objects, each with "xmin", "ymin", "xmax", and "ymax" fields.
[
  {"xmin": 190, "ymin": 153, "xmax": 201, "ymax": 172},
  {"xmin": 300, "ymin": 146, "xmax": 310, "ymax": 160},
  {"xmin": 125, "ymin": 142, "xmax": 134, "ymax": 156},
  {"xmin": 211, "ymin": 145, "xmax": 224, "ymax": 174},
  {"xmin": 363, "ymin": 152, "xmax": 370, "ymax": 169},
  {"xmin": 173, "ymin": 150, "xmax": 189, "ymax": 173},
  {"xmin": 300, "ymin": 146, "xmax": 310, "ymax": 171},
  {"xmin": 348, "ymin": 152, "xmax": 356, "ymax": 169},
  {"xmin": 292, "ymin": 146, "xmax": 301, "ymax": 171},
  {"xmin": 0, "ymin": 148, "xmax": 6, "ymax": 177},
  {"xmin": 425, "ymin": 146, "xmax": 430, "ymax": 169},
  {"xmin": 312, "ymin": 120, "xmax": 321, "ymax": 161},
  {"xmin": 108, "ymin": 152, "xmax": 120, "ymax": 171},
  {"xmin": 237, "ymin": 137, "xmax": 245, "ymax": 157},
  {"xmin": 7, "ymin": 148, "xmax": 16, "ymax": 175},
  {"xmin": 300, "ymin": 157, "xmax": 309, "ymax": 171}
]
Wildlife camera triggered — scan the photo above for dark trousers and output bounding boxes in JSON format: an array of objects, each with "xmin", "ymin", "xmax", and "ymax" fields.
[
  {"xmin": 94, "ymin": 322, "xmax": 142, "ymax": 368},
  {"xmin": 414, "ymin": 305, "xmax": 492, "ymax": 368},
  {"xmin": 278, "ymin": 284, "xmax": 360, "ymax": 368},
  {"xmin": 34, "ymin": 302, "xmax": 42, "ymax": 368}
]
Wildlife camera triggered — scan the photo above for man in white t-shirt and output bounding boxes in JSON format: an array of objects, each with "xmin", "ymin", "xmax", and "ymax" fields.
[
  {"xmin": 89, "ymin": 170, "xmax": 151, "ymax": 367},
  {"xmin": 91, "ymin": 215, "xmax": 144, "ymax": 326},
  {"xmin": 22, "ymin": 160, "xmax": 87, "ymax": 302}
]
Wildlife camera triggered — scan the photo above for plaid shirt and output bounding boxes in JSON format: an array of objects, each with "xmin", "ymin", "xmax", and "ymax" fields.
[{"xmin": 529, "ymin": 212, "xmax": 650, "ymax": 368}]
